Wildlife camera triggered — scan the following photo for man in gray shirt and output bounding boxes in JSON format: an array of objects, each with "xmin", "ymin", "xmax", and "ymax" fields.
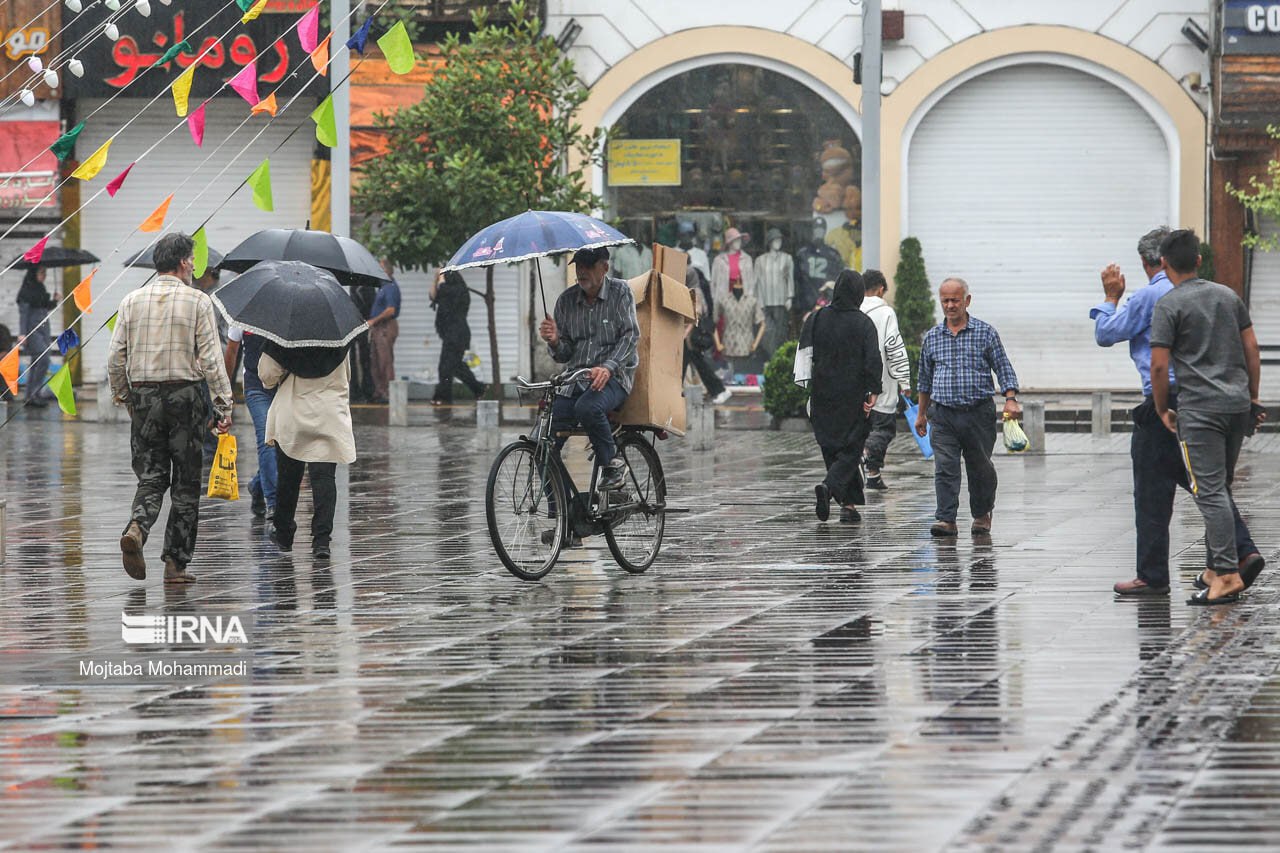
[
  {"xmin": 1150, "ymin": 229, "xmax": 1267, "ymax": 606},
  {"xmin": 539, "ymin": 246, "xmax": 640, "ymax": 491}
]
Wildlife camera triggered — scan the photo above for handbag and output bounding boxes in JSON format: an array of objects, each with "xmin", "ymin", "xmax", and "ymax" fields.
[{"xmin": 206, "ymin": 434, "xmax": 239, "ymax": 501}]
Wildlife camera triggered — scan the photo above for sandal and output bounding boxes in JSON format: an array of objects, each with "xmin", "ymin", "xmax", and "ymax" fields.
[{"xmin": 1187, "ymin": 587, "xmax": 1239, "ymax": 606}]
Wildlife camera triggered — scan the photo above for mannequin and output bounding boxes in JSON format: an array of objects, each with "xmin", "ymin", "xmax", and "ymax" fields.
[
  {"xmin": 677, "ymin": 221, "xmax": 710, "ymax": 286},
  {"xmin": 612, "ymin": 225, "xmax": 653, "ymax": 279},
  {"xmin": 714, "ymin": 276, "xmax": 766, "ymax": 377},
  {"xmin": 825, "ymin": 185, "xmax": 863, "ymax": 270},
  {"xmin": 795, "ymin": 217, "xmax": 845, "ymax": 315},
  {"xmin": 710, "ymin": 226, "xmax": 755, "ymax": 305},
  {"xmin": 755, "ymin": 227, "xmax": 794, "ymax": 358}
]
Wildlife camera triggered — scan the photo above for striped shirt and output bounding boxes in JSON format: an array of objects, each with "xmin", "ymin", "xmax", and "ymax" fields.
[
  {"xmin": 548, "ymin": 276, "xmax": 639, "ymax": 396},
  {"xmin": 107, "ymin": 275, "xmax": 233, "ymax": 417},
  {"xmin": 918, "ymin": 315, "xmax": 1019, "ymax": 408}
]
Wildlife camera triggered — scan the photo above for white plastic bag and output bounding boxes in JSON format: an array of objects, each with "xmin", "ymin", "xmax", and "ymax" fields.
[
  {"xmin": 793, "ymin": 345, "xmax": 813, "ymax": 387},
  {"xmin": 1003, "ymin": 414, "xmax": 1029, "ymax": 453}
]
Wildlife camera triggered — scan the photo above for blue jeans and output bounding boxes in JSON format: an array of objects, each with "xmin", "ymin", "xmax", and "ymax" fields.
[
  {"xmin": 245, "ymin": 388, "xmax": 277, "ymax": 508},
  {"xmin": 551, "ymin": 379, "xmax": 628, "ymax": 466}
]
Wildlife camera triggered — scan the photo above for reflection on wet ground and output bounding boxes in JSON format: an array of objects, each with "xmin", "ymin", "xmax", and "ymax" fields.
[{"xmin": 2, "ymin": 415, "xmax": 1280, "ymax": 850}]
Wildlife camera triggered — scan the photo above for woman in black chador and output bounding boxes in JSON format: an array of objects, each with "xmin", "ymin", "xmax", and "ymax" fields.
[
  {"xmin": 430, "ymin": 270, "xmax": 486, "ymax": 404},
  {"xmin": 800, "ymin": 269, "xmax": 883, "ymax": 524}
]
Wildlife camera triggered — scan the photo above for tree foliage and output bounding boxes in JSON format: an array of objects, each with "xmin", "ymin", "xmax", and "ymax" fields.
[
  {"xmin": 1229, "ymin": 125, "xmax": 1280, "ymax": 252},
  {"xmin": 893, "ymin": 236, "xmax": 934, "ymax": 389}
]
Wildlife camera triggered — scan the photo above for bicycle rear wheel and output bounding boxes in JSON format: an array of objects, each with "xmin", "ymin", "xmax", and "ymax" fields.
[
  {"xmin": 486, "ymin": 440, "xmax": 567, "ymax": 581},
  {"xmin": 603, "ymin": 434, "xmax": 666, "ymax": 573}
]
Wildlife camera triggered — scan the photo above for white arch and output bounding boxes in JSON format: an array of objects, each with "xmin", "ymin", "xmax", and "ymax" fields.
[
  {"xmin": 899, "ymin": 52, "xmax": 1179, "ymax": 237},
  {"xmin": 592, "ymin": 52, "xmax": 865, "ymax": 202}
]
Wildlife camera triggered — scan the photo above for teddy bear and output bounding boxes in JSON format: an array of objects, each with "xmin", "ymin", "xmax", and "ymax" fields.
[
  {"xmin": 813, "ymin": 181, "xmax": 845, "ymax": 214},
  {"xmin": 811, "ymin": 142, "xmax": 856, "ymax": 214}
]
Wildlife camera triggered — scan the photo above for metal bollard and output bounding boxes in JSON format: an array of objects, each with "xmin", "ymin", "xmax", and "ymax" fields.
[
  {"xmin": 684, "ymin": 385, "xmax": 715, "ymax": 451},
  {"xmin": 476, "ymin": 399, "xmax": 500, "ymax": 430},
  {"xmin": 1023, "ymin": 400, "xmax": 1046, "ymax": 454},
  {"xmin": 1091, "ymin": 390, "xmax": 1112, "ymax": 435},
  {"xmin": 388, "ymin": 379, "xmax": 409, "ymax": 427},
  {"xmin": 97, "ymin": 380, "xmax": 124, "ymax": 423}
]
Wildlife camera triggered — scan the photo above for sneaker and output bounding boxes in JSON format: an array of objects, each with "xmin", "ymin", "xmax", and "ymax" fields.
[
  {"xmin": 599, "ymin": 458, "xmax": 628, "ymax": 491},
  {"xmin": 839, "ymin": 506, "xmax": 861, "ymax": 524},
  {"xmin": 712, "ymin": 389, "xmax": 733, "ymax": 405},
  {"xmin": 251, "ymin": 488, "xmax": 266, "ymax": 518},
  {"xmin": 269, "ymin": 527, "xmax": 293, "ymax": 553},
  {"xmin": 312, "ymin": 541, "xmax": 331, "ymax": 560},
  {"xmin": 120, "ymin": 521, "xmax": 146, "ymax": 580},
  {"xmin": 814, "ymin": 484, "xmax": 831, "ymax": 522},
  {"xmin": 865, "ymin": 474, "xmax": 887, "ymax": 491}
]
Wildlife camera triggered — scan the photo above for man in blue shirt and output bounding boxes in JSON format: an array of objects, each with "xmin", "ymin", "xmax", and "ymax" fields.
[
  {"xmin": 915, "ymin": 278, "xmax": 1021, "ymax": 537},
  {"xmin": 368, "ymin": 260, "xmax": 402, "ymax": 404},
  {"xmin": 1094, "ymin": 227, "xmax": 1262, "ymax": 596}
]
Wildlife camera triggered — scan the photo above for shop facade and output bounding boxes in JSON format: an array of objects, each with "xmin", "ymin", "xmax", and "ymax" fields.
[{"xmin": 552, "ymin": 1, "xmax": 1212, "ymax": 391}]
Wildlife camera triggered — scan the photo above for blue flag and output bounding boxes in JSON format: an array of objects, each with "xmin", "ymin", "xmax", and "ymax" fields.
[
  {"xmin": 347, "ymin": 17, "xmax": 373, "ymax": 54},
  {"xmin": 56, "ymin": 328, "xmax": 80, "ymax": 355}
]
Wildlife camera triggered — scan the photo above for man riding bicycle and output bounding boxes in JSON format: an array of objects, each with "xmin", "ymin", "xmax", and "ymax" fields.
[{"xmin": 538, "ymin": 246, "xmax": 640, "ymax": 491}]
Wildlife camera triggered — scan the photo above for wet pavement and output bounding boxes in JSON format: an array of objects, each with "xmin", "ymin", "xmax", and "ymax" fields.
[{"xmin": 3, "ymin": 413, "xmax": 1280, "ymax": 851}]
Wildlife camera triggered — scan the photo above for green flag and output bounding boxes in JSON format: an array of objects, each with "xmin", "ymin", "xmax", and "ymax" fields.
[
  {"xmin": 50, "ymin": 122, "xmax": 85, "ymax": 163},
  {"xmin": 106, "ymin": 312, "xmax": 118, "ymax": 334},
  {"xmin": 235, "ymin": 0, "xmax": 255, "ymax": 10},
  {"xmin": 48, "ymin": 367, "xmax": 76, "ymax": 417},
  {"xmin": 310, "ymin": 95, "xmax": 336, "ymax": 148},
  {"xmin": 154, "ymin": 40, "xmax": 193, "ymax": 67},
  {"xmin": 193, "ymin": 227, "xmax": 209, "ymax": 278},
  {"xmin": 247, "ymin": 158, "xmax": 273, "ymax": 212},
  {"xmin": 377, "ymin": 21, "xmax": 415, "ymax": 75}
]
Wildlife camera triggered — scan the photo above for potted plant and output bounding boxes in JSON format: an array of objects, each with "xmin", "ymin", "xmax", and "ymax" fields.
[{"xmin": 763, "ymin": 341, "xmax": 810, "ymax": 431}]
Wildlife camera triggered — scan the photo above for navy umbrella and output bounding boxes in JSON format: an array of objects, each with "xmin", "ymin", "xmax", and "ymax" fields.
[
  {"xmin": 221, "ymin": 229, "xmax": 390, "ymax": 288},
  {"xmin": 210, "ymin": 260, "xmax": 368, "ymax": 350},
  {"xmin": 441, "ymin": 210, "xmax": 633, "ymax": 314}
]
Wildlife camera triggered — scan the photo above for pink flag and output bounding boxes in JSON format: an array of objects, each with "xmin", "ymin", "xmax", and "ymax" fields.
[
  {"xmin": 23, "ymin": 236, "xmax": 48, "ymax": 264},
  {"xmin": 229, "ymin": 61, "xmax": 259, "ymax": 106},
  {"xmin": 298, "ymin": 6, "xmax": 320, "ymax": 53},
  {"xmin": 188, "ymin": 104, "xmax": 206, "ymax": 146},
  {"xmin": 106, "ymin": 162, "xmax": 135, "ymax": 197}
]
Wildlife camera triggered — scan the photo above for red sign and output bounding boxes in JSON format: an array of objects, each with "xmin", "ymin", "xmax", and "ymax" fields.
[
  {"xmin": 264, "ymin": 0, "xmax": 319, "ymax": 12},
  {"xmin": 0, "ymin": 121, "xmax": 58, "ymax": 211},
  {"xmin": 106, "ymin": 11, "xmax": 290, "ymax": 90}
]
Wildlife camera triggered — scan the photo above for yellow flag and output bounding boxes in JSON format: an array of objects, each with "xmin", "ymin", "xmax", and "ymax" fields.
[
  {"xmin": 71, "ymin": 137, "xmax": 111, "ymax": 181},
  {"xmin": 172, "ymin": 63, "xmax": 195, "ymax": 117},
  {"xmin": 241, "ymin": 0, "xmax": 268, "ymax": 23}
]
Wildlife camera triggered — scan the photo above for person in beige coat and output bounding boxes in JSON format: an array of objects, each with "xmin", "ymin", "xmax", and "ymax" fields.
[{"xmin": 259, "ymin": 350, "xmax": 356, "ymax": 559}]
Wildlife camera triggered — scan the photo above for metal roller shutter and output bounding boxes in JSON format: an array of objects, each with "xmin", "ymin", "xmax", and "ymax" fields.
[
  {"xmin": 907, "ymin": 63, "xmax": 1170, "ymax": 390},
  {"xmin": 76, "ymin": 97, "xmax": 314, "ymax": 380},
  {"xmin": 1249, "ymin": 218, "xmax": 1280, "ymax": 400}
]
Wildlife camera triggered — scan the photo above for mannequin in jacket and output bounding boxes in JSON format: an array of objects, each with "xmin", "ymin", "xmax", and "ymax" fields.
[
  {"xmin": 794, "ymin": 217, "xmax": 845, "ymax": 316},
  {"xmin": 710, "ymin": 227, "xmax": 754, "ymax": 305},
  {"xmin": 755, "ymin": 227, "xmax": 794, "ymax": 357}
]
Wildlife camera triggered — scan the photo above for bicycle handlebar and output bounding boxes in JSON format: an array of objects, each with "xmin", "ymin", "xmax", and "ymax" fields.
[{"xmin": 515, "ymin": 367, "xmax": 594, "ymax": 391}]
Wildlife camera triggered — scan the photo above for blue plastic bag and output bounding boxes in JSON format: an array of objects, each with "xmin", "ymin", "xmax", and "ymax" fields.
[{"xmin": 901, "ymin": 394, "xmax": 933, "ymax": 459}]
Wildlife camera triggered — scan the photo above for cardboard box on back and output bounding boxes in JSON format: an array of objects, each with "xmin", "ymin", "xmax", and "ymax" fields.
[{"xmin": 620, "ymin": 244, "xmax": 696, "ymax": 434}]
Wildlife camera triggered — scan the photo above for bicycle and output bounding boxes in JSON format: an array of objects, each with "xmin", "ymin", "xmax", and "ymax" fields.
[{"xmin": 485, "ymin": 368, "xmax": 670, "ymax": 581}]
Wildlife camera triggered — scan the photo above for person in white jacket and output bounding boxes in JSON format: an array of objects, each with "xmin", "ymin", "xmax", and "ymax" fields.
[{"xmin": 860, "ymin": 270, "xmax": 912, "ymax": 489}]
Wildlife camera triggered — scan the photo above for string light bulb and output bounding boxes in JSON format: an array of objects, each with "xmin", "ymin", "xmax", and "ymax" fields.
[
  {"xmin": 135, "ymin": 0, "xmax": 151, "ymax": 16},
  {"xmin": 27, "ymin": 57, "xmax": 42, "ymax": 73},
  {"xmin": 19, "ymin": 89, "xmax": 35, "ymax": 107},
  {"xmin": 65, "ymin": 0, "xmax": 82, "ymax": 12},
  {"xmin": 68, "ymin": 59, "xmax": 84, "ymax": 78},
  {"xmin": 105, "ymin": 0, "xmax": 121, "ymax": 9},
  {"xmin": 43, "ymin": 69, "xmax": 58, "ymax": 89},
  {"xmin": 104, "ymin": 22, "xmax": 120, "ymax": 40},
  {"xmin": 159, "ymin": 0, "xmax": 172, "ymax": 5}
]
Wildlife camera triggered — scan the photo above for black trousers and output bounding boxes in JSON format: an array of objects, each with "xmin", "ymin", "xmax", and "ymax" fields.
[
  {"xmin": 127, "ymin": 383, "xmax": 206, "ymax": 568},
  {"xmin": 683, "ymin": 343, "xmax": 725, "ymax": 397},
  {"xmin": 930, "ymin": 401, "xmax": 997, "ymax": 523},
  {"xmin": 435, "ymin": 336, "xmax": 484, "ymax": 401},
  {"xmin": 821, "ymin": 443, "xmax": 867, "ymax": 507},
  {"xmin": 272, "ymin": 447, "xmax": 337, "ymax": 549},
  {"xmin": 1131, "ymin": 395, "xmax": 1256, "ymax": 586}
]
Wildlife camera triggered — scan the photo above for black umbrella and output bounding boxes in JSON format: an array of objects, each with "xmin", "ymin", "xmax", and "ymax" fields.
[
  {"xmin": 221, "ymin": 229, "xmax": 390, "ymax": 288},
  {"xmin": 210, "ymin": 260, "xmax": 368, "ymax": 349},
  {"xmin": 124, "ymin": 243, "xmax": 224, "ymax": 270},
  {"xmin": 10, "ymin": 246, "xmax": 99, "ymax": 269}
]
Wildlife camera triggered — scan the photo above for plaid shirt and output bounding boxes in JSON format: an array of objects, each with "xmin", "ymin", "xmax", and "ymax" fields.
[
  {"xmin": 107, "ymin": 275, "xmax": 233, "ymax": 418},
  {"xmin": 918, "ymin": 315, "xmax": 1019, "ymax": 407},
  {"xmin": 548, "ymin": 276, "xmax": 639, "ymax": 396}
]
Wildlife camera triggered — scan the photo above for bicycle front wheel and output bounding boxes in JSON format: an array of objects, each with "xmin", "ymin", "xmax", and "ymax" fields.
[
  {"xmin": 603, "ymin": 434, "xmax": 666, "ymax": 574},
  {"xmin": 486, "ymin": 440, "xmax": 567, "ymax": 581}
]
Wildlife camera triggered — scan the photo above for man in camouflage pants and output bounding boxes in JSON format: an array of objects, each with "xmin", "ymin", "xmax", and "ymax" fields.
[{"xmin": 107, "ymin": 233, "xmax": 233, "ymax": 584}]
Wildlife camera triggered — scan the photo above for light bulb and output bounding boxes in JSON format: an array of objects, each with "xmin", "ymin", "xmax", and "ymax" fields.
[
  {"xmin": 27, "ymin": 57, "xmax": 42, "ymax": 73},
  {"xmin": 135, "ymin": 0, "xmax": 150, "ymax": 16},
  {"xmin": 104, "ymin": 22, "xmax": 119, "ymax": 40},
  {"xmin": 104, "ymin": 0, "xmax": 121, "ymax": 9},
  {"xmin": 158, "ymin": 0, "xmax": 171, "ymax": 5},
  {"xmin": 68, "ymin": 59, "xmax": 84, "ymax": 78},
  {"xmin": 19, "ymin": 89, "xmax": 35, "ymax": 107},
  {"xmin": 43, "ymin": 69, "xmax": 58, "ymax": 89},
  {"xmin": 65, "ymin": 0, "xmax": 82, "ymax": 12}
]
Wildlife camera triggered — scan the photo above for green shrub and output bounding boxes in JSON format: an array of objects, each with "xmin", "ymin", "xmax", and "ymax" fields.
[
  {"xmin": 763, "ymin": 340, "xmax": 809, "ymax": 419},
  {"xmin": 894, "ymin": 236, "xmax": 935, "ymax": 389}
]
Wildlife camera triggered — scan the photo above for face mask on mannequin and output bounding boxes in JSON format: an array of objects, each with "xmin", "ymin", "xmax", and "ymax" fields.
[
  {"xmin": 812, "ymin": 228, "xmax": 826, "ymax": 245},
  {"xmin": 728, "ymin": 238, "xmax": 742, "ymax": 253},
  {"xmin": 769, "ymin": 238, "xmax": 782, "ymax": 252},
  {"xmin": 731, "ymin": 281, "xmax": 744, "ymax": 299}
]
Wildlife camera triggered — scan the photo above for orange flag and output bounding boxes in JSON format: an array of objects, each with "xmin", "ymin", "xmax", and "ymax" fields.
[
  {"xmin": 72, "ymin": 268, "xmax": 96, "ymax": 313},
  {"xmin": 139, "ymin": 194, "xmax": 174, "ymax": 233},
  {"xmin": 0, "ymin": 346, "xmax": 18, "ymax": 396},
  {"xmin": 250, "ymin": 92, "xmax": 278, "ymax": 117},
  {"xmin": 310, "ymin": 33, "xmax": 331, "ymax": 74}
]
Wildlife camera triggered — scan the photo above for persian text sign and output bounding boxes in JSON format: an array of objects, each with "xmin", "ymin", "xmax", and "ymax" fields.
[
  {"xmin": 608, "ymin": 139, "xmax": 682, "ymax": 187},
  {"xmin": 63, "ymin": 0, "xmax": 324, "ymax": 98},
  {"xmin": 0, "ymin": 122, "xmax": 59, "ymax": 211}
]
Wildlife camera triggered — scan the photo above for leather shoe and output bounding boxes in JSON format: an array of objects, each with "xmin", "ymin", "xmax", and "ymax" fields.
[
  {"xmin": 814, "ymin": 484, "xmax": 831, "ymax": 521},
  {"xmin": 163, "ymin": 556, "xmax": 197, "ymax": 584},
  {"xmin": 930, "ymin": 521, "xmax": 958, "ymax": 537},
  {"xmin": 120, "ymin": 521, "xmax": 146, "ymax": 580},
  {"xmin": 1114, "ymin": 577, "xmax": 1169, "ymax": 596},
  {"xmin": 971, "ymin": 513, "xmax": 992, "ymax": 534},
  {"xmin": 839, "ymin": 506, "xmax": 860, "ymax": 524}
]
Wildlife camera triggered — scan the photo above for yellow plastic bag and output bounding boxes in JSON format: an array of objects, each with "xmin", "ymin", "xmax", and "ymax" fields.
[
  {"xmin": 1003, "ymin": 413, "xmax": 1030, "ymax": 453},
  {"xmin": 207, "ymin": 433, "xmax": 239, "ymax": 500}
]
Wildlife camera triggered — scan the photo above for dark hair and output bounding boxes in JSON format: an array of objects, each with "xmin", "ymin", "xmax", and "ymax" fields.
[
  {"xmin": 571, "ymin": 246, "xmax": 610, "ymax": 268},
  {"xmin": 1159, "ymin": 229, "xmax": 1200, "ymax": 275},
  {"xmin": 443, "ymin": 270, "xmax": 466, "ymax": 288},
  {"xmin": 152, "ymin": 232, "xmax": 194, "ymax": 274},
  {"xmin": 21, "ymin": 267, "xmax": 41, "ymax": 288},
  {"xmin": 863, "ymin": 269, "xmax": 887, "ymax": 293}
]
